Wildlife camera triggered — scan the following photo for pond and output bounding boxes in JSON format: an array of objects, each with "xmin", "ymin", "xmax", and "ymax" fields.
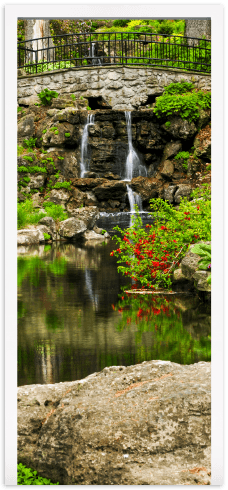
[{"xmin": 18, "ymin": 238, "xmax": 211, "ymax": 387}]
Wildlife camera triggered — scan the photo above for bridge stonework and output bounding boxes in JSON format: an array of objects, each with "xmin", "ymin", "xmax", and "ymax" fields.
[{"xmin": 17, "ymin": 65, "xmax": 211, "ymax": 110}]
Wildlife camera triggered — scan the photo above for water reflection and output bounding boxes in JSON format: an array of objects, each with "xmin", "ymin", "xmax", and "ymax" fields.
[{"xmin": 18, "ymin": 242, "xmax": 211, "ymax": 386}]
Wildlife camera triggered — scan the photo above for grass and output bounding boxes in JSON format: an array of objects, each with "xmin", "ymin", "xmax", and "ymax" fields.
[
  {"xmin": 17, "ymin": 199, "xmax": 68, "ymax": 229},
  {"xmin": 17, "ymin": 463, "xmax": 59, "ymax": 485}
]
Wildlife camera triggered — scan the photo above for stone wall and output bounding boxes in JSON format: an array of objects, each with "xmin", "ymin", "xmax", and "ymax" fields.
[{"xmin": 17, "ymin": 66, "xmax": 211, "ymax": 110}]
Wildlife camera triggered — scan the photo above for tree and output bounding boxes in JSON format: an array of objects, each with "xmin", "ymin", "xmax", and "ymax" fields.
[{"xmin": 24, "ymin": 19, "xmax": 54, "ymax": 63}]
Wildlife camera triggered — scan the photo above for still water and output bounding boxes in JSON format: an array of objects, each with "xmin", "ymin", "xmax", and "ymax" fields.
[{"xmin": 18, "ymin": 240, "xmax": 211, "ymax": 387}]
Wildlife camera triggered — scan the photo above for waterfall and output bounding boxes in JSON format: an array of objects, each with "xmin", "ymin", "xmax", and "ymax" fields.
[
  {"xmin": 127, "ymin": 184, "xmax": 143, "ymax": 226},
  {"xmin": 92, "ymin": 43, "xmax": 102, "ymax": 66},
  {"xmin": 125, "ymin": 112, "xmax": 147, "ymax": 181},
  {"xmin": 80, "ymin": 114, "xmax": 95, "ymax": 177}
]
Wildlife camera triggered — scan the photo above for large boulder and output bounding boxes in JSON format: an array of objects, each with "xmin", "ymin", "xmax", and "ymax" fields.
[
  {"xmin": 130, "ymin": 176, "xmax": 161, "ymax": 201},
  {"xmin": 17, "ymin": 228, "xmax": 42, "ymax": 246},
  {"xmin": 45, "ymin": 189, "xmax": 70, "ymax": 207},
  {"xmin": 17, "ymin": 115, "xmax": 35, "ymax": 143},
  {"xmin": 163, "ymin": 117, "xmax": 198, "ymax": 140},
  {"xmin": 17, "ymin": 360, "xmax": 211, "ymax": 485},
  {"xmin": 162, "ymin": 140, "xmax": 182, "ymax": 161},
  {"xmin": 180, "ymin": 242, "xmax": 211, "ymax": 292},
  {"xmin": 174, "ymin": 184, "xmax": 192, "ymax": 204},
  {"xmin": 164, "ymin": 185, "xmax": 178, "ymax": 204},
  {"xmin": 59, "ymin": 218, "xmax": 87, "ymax": 239},
  {"xmin": 68, "ymin": 206, "xmax": 99, "ymax": 229},
  {"xmin": 93, "ymin": 181, "xmax": 127, "ymax": 201},
  {"xmin": 160, "ymin": 160, "xmax": 174, "ymax": 179}
]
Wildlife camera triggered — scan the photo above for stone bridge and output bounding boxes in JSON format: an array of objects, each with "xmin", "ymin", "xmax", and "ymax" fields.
[{"xmin": 17, "ymin": 65, "xmax": 211, "ymax": 110}]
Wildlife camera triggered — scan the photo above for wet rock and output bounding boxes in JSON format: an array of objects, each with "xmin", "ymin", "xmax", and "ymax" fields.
[
  {"xmin": 54, "ymin": 108, "xmax": 80, "ymax": 125},
  {"xmin": 42, "ymin": 122, "xmax": 79, "ymax": 148},
  {"xmin": 36, "ymin": 224, "xmax": 54, "ymax": 241},
  {"xmin": 93, "ymin": 181, "xmax": 126, "ymax": 201},
  {"xmin": 29, "ymin": 174, "xmax": 47, "ymax": 189},
  {"xmin": 67, "ymin": 189, "xmax": 85, "ymax": 211},
  {"xmin": 59, "ymin": 218, "xmax": 87, "ymax": 239},
  {"xmin": 130, "ymin": 176, "xmax": 160, "ymax": 202},
  {"xmin": 17, "ymin": 360, "xmax": 211, "ymax": 485}
]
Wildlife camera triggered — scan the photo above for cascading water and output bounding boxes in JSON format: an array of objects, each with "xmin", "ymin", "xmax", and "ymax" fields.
[
  {"xmin": 126, "ymin": 184, "xmax": 143, "ymax": 226},
  {"xmin": 92, "ymin": 43, "xmax": 102, "ymax": 66},
  {"xmin": 80, "ymin": 114, "xmax": 95, "ymax": 177},
  {"xmin": 124, "ymin": 111, "xmax": 147, "ymax": 181}
]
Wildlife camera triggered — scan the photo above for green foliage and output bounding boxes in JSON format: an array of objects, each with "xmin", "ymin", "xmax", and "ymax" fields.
[
  {"xmin": 23, "ymin": 176, "xmax": 30, "ymax": 183},
  {"xmin": 53, "ymin": 181, "xmax": 71, "ymax": 190},
  {"xmin": 50, "ymin": 127, "xmax": 58, "ymax": 131},
  {"xmin": 157, "ymin": 20, "xmax": 173, "ymax": 35},
  {"xmin": 22, "ymin": 155, "xmax": 33, "ymax": 162},
  {"xmin": 17, "ymin": 199, "xmax": 46, "ymax": 229},
  {"xmin": 101, "ymin": 229, "xmax": 107, "ymax": 235},
  {"xmin": 58, "ymin": 156, "xmax": 64, "ymax": 160},
  {"xmin": 42, "ymin": 129, "xmax": 47, "ymax": 134},
  {"xmin": 65, "ymin": 132, "xmax": 71, "ymax": 137},
  {"xmin": 175, "ymin": 151, "xmax": 190, "ymax": 171},
  {"xmin": 17, "ymin": 106, "xmax": 23, "ymax": 113},
  {"xmin": 17, "ymin": 145, "xmax": 25, "ymax": 156},
  {"xmin": 165, "ymin": 121, "xmax": 171, "ymax": 128},
  {"xmin": 71, "ymin": 94, "xmax": 76, "ymax": 100},
  {"xmin": 80, "ymin": 96, "xmax": 84, "ymax": 100},
  {"xmin": 113, "ymin": 19, "xmax": 130, "ymax": 27},
  {"xmin": 111, "ymin": 185, "xmax": 211, "ymax": 290},
  {"xmin": 17, "ymin": 463, "xmax": 59, "ymax": 485},
  {"xmin": 154, "ymin": 84, "xmax": 211, "ymax": 122},
  {"xmin": 18, "ymin": 166, "xmax": 47, "ymax": 174},
  {"xmin": 43, "ymin": 233, "xmax": 51, "ymax": 240},
  {"xmin": 23, "ymin": 137, "xmax": 37, "ymax": 149},
  {"xmin": 43, "ymin": 202, "xmax": 68, "ymax": 221},
  {"xmin": 87, "ymin": 106, "xmax": 91, "ymax": 110},
  {"xmin": 38, "ymin": 88, "xmax": 59, "ymax": 106},
  {"xmin": 54, "ymin": 171, "xmax": 60, "ymax": 178},
  {"xmin": 164, "ymin": 82, "xmax": 194, "ymax": 95},
  {"xmin": 191, "ymin": 243, "xmax": 211, "ymax": 283}
]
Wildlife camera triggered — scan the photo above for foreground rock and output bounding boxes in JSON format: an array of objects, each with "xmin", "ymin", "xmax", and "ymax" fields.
[{"xmin": 18, "ymin": 360, "xmax": 211, "ymax": 485}]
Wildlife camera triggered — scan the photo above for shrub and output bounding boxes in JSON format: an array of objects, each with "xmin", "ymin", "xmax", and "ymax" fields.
[
  {"xmin": 43, "ymin": 233, "xmax": 51, "ymax": 240},
  {"xmin": 43, "ymin": 202, "xmax": 68, "ymax": 221},
  {"xmin": 154, "ymin": 87, "xmax": 211, "ymax": 122},
  {"xmin": 111, "ymin": 184, "xmax": 211, "ymax": 290},
  {"xmin": 157, "ymin": 20, "xmax": 174, "ymax": 35},
  {"xmin": 38, "ymin": 88, "xmax": 59, "ymax": 106},
  {"xmin": 113, "ymin": 19, "xmax": 130, "ymax": 27}
]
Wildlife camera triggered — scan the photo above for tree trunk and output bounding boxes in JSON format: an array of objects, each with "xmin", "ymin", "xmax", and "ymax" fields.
[
  {"xmin": 185, "ymin": 19, "xmax": 211, "ymax": 41},
  {"xmin": 24, "ymin": 19, "xmax": 54, "ymax": 64}
]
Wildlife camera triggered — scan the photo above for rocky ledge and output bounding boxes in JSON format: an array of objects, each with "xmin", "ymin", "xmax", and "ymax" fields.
[
  {"xmin": 17, "ymin": 206, "xmax": 110, "ymax": 245},
  {"xmin": 18, "ymin": 360, "xmax": 211, "ymax": 485}
]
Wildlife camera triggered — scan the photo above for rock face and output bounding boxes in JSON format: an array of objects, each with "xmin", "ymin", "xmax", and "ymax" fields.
[
  {"xmin": 179, "ymin": 242, "xmax": 211, "ymax": 292},
  {"xmin": 17, "ymin": 360, "xmax": 211, "ymax": 485}
]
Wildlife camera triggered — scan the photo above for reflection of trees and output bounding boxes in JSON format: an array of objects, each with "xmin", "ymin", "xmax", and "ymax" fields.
[{"xmin": 114, "ymin": 291, "xmax": 211, "ymax": 365}]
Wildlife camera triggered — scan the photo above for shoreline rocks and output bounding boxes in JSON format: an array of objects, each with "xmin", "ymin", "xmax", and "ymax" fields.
[{"xmin": 17, "ymin": 360, "xmax": 211, "ymax": 485}]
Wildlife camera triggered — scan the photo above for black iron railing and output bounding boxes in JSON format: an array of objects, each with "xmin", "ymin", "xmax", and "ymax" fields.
[{"xmin": 17, "ymin": 31, "xmax": 211, "ymax": 75}]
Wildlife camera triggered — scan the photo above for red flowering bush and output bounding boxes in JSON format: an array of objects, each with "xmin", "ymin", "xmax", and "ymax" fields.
[{"xmin": 111, "ymin": 184, "xmax": 211, "ymax": 290}]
